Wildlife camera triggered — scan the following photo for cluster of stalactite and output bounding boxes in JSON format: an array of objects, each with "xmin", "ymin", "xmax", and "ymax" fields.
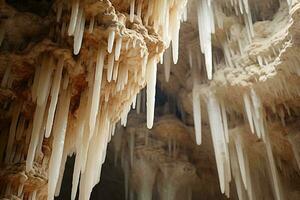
[
  {"xmin": 111, "ymin": 110, "xmax": 300, "ymax": 200},
  {"xmin": 0, "ymin": 0, "xmax": 187, "ymax": 199},
  {"xmin": 183, "ymin": 0, "xmax": 300, "ymax": 199},
  {"xmin": 1, "ymin": 0, "xmax": 300, "ymax": 199},
  {"xmin": 111, "ymin": 115, "xmax": 197, "ymax": 200}
]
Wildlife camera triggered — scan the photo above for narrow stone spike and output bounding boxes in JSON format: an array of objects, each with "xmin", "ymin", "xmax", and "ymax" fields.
[
  {"xmin": 243, "ymin": 93, "xmax": 254, "ymax": 133},
  {"xmin": 108, "ymin": 30, "xmax": 115, "ymax": 53},
  {"xmin": 146, "ymin": 57, "xmax": 158, "ymax": 129},
  {"xmin": 192, "ymin": 86, "xmax": 201, "ymax": 145}
]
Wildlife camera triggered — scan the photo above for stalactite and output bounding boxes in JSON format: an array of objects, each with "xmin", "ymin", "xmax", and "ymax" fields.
[
  {"xmin": 107, "ymin": 53, "xmax": 115, "ymax": 82},
  {"xmin": 243, "ymin": 93, "xmax": 255, "ymax": 133},
  {"xmin": 45, "ymin": 58, "xmax": 64, "ymax": 138},
  {"xmin": 73, "ymin": 10, "xmax": 85, "ymax": 55},
  {"xmin": 68, "ymin": 0, "xmax": 80, "ymax": 36},
  {"xmin": 220, "ymin": 100, "xmax": 229, "ymax": 143},
  {"xmin": 115, "ymin": 37, "xmax": 122, "ymax": 61},
  {"xmin": 134, "ymin": 159, "xmax": 156, "ymax": 200},
  {"xmin": 5, "ymin": 102, "xmax": 22, "ymax": 163},
  {"xmin": 192, "ymin": 86, "xmax": 202, "ymax": 145},
  {"xmin": 206, "ymin": 93, "xmax": 230, "ymax": 194},
  {"xmin": 26, "ymin": 57, "xmax": 54, "ymax": 171},
  {"xmin": 234, "ymin": 134, "xmax": 248, "ymax": 190},
  {"xmin": 89, "ymin": 48, "xmax": 105, "ymax": 136},
  {"xmin": 197, "ymin": 0, "xmax": 214, "ymax": 80},
  {"xmin": 264, "ymin": 130, "xmax": 283, "ymax": 200},
  {"xmin": 146, "ymin": 57, "xmax": 158, "ymax": 129},
  {"xmin": 48, "ymin": 86, "xmax": 71, "ymax": 200},
  {"xmin": 88, "ymin": 17, "xmax": 95, "ymax": 33},
  {"xmin": 2, "ymin": 1, "xmax": 300, "ymax": 200},
  {"xmin": 130, "ymin": 0, "xmax": 135, "ymax": 23},
  {"xmin": 108, "ymin": 30, "xmax": 115, "ymax": 54}
]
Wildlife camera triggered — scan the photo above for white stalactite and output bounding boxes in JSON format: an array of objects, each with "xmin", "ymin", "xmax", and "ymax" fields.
[
  {"xmin": 207, "ymin": 93, "xmax": 230, "ymax": 194},
  {"xmin": 68, "ymin": 0, "xmax": 79, "ymax": 36},
  {"xmin": 243, "ymin": 93, "xmax": 254, "ymax": 133},
  {"xmin": 26, "ymin": 57, "xmax": 53, "ymax": 171},
  {"xmin": 197, "ymin": 0, "xmax": 214, "ymax": 80},
  {"xmin": 264, "ymin": 132, "xmax": 283, "ymax": 200},
  {"xmin": 192, "ymin": 86, "xmax": 202, "ymax": 145},
  {"xmin": 234, "ymin": 135, "xmax": 248, "ymax": 190},
  {"xmin": 146, "ymin": 57, "xmax": 158, "ymax": 129},
  {"xmin": 220, "ymin": 100, "xmax": 229, "ymax": 143},
  {"xmin": 45, "ymin": 58, "xmax": 64, "ymax": 138},
  {"xmin": 107, "ymin": 53, "xmax": 115, "ymax": 82},
  {"xmin": 115, "ymin": 37, "xmax": 122, "ymax": 61},
  {"xmin": 74, "ymin": 10, "xmax": 85, "ymax": 55},
  {"xmin": 48, "ymin": 87, "xmax": 71, "ymax": 200},
  {"xmin": 108, "ymin": 30, "xmax": 115, "ymax": 54},
  {"xmin": 130, "ymin": 0, "xmax": 135, "ymax": 22},
  {"xmin": 89, "ymin": 48, "xmax": 105, "ymax": 136}
]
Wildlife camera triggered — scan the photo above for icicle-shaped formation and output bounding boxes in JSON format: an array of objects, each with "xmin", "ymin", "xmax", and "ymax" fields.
[
  {"xmin": 193, "ymin": 0, "xmax": 256, "ymax": 79},
  {"xmin": 130, "ymin": 0, "xmax": 135, "ymax": 23},
  {"xmin": 242, "ymin": 89, "xmax": 264, "ymax": 139},
  {"xmin": 169, "ymin": 0, "xmax": 187, "ymax": 64},
  {"xmin": 192, "ymin": 86, "xmax": 201, "ymax": 145},
  {"xmin": 243, "ymin": 93, "xmax": 254, "ymax": 133},
  {"xmin": 48, "ymin": 85, "xmax": 71, "ymax": 200},
  {"xmin": 220, "ymin": 100, "xmax": 229, "ymax": 143},
  {"xmin": 115, "ymin": 37, "xmax": 122, "ymax": 61},
  {"xmin": 133, "ymin": 159, "xmax": 157, "ymax": 200},
  {"xmin": 107, "ymin": 53, "xmax": 114, "ymax": 82},
  {"xmin": 197, "ymin": 0, "xmax": 214, "ymax": 80},
  {"xmin": 264, "ymin": 129, "xmax": 283, "ymax": 200},
  {"xmin": 5, "ymin": 102, "xmax": 22, "ymax": 163},
  {"xmin": 73, "ymin": 9, "xmax": 86, "ymax": 55},
  {"xmin": 71, "ymin": 91, "xmax": 89, "ymax": 200},
  {"xmin": 89, "ymin": 48, "xmax": 105, "ymax": 136},
  {"xmin": 250, "ymin": 88, "xmax": 263, "ymax": 139},
  {"xmin": 192, "ymin": 63, "xmax": 203, "ymax": 145},
  {"xmin": 206, "ymin": 93, "xmax": 230, "ymax": 194},
  {"xmin": 230, "ymin": 143, "xmax": 247, "ymax": 200},
  {"xmin": 45, "ymin": 58, "xmax": 64, "ymax": 138},
  {"xmin": 68, "ymin": 0, "xmax": 80, "ymax": 36},
  {"xmin": 78, "ymin": 109, "xmax": 111, "ymax": 200},
  {"xmin": 108, "ymin": 30, "xmax": 115, "ymax": 54},
  {"xmin": 234, "ymin": 134, "xmax": 248, "ymax": 190},
  {"xmin": 146, "ymin": 57, "xmax": 158, "ymax": 129},
  {"xmin": 26, "ymin": 56, "xmax": 54, "ymax": 171}
]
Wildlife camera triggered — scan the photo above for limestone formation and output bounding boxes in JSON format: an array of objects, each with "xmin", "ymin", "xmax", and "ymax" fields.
[{"xmin": 1, "ymin": 0, "xmax": 300, "ymax": 200}]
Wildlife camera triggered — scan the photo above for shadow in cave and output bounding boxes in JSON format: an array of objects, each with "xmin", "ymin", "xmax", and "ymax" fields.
[{"xmin": 55, "ymin": 146, "xmax": 125, "ymax": 200}]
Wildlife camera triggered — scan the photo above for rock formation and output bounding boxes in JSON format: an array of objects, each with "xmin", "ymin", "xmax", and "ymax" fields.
[{"xmin": 0, "ymin": 0, "xmax": 300, "ymax": 200}]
